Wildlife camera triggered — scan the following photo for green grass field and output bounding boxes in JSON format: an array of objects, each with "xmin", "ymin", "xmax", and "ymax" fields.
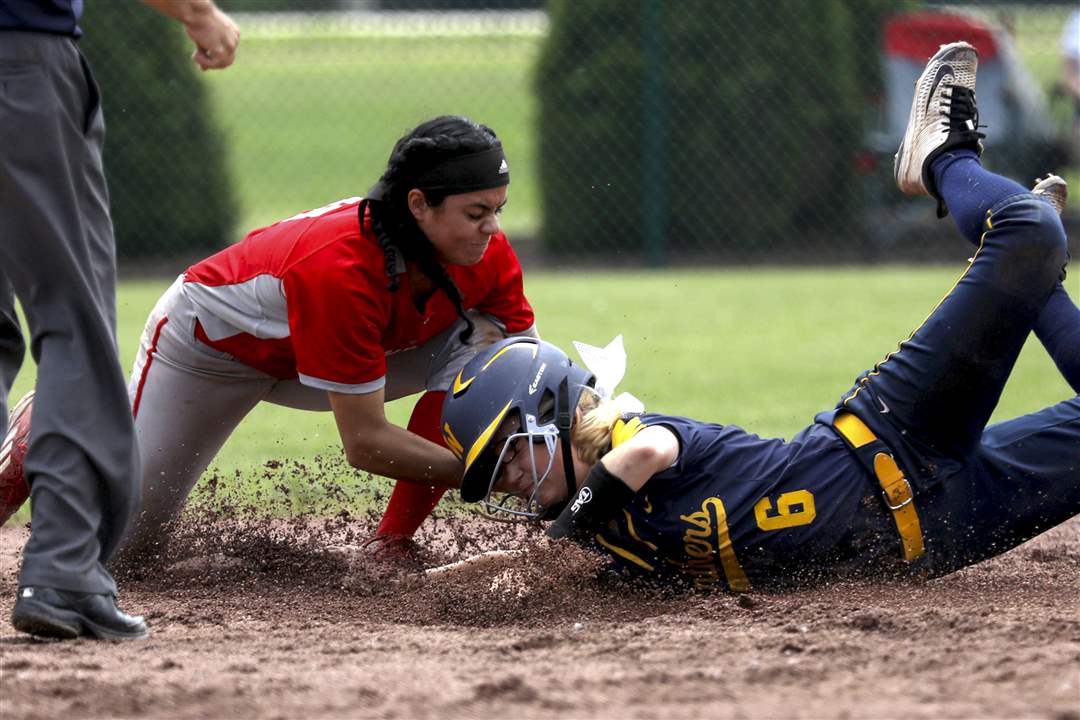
[
  {"xmin": 202, "ymin": 30, "xmax": 542, "ymax": 238},
  {"xmin": 6, "ymin": 266, "xmax": 1075, "ymax": 524}
]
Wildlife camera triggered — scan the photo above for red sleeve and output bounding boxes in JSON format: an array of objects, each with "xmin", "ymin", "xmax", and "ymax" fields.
[
  {"xmin": 475, "ymin": 234, "xmax": 535, "ymax": 334},
  {"xmin": 284, "ymin": 248, "xmax": 389, "ymax": 390}
]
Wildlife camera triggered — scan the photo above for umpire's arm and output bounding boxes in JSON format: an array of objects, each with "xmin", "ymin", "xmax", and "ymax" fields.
[{"xmin": 141, "ymin": 0, "xmax": 240, "ymax": 70}]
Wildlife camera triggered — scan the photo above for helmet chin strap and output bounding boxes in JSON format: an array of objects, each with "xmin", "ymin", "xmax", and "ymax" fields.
[
  {"xmin": 557, "ymin": 376, "xmax": 578, "ymax": 509},
  {"xmin": 541, "ymin": 377, "xmax": 577, "ymax": 520}
]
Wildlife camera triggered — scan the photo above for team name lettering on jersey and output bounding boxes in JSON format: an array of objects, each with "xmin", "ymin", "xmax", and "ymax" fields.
[{"xmin": 679, "ymin": 497, "xmax": 750, "ymax": 592}]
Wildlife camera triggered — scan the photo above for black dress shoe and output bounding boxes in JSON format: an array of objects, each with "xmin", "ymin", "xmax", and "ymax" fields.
[{"xmin": 11, "ymin": 586, "xmax": 149, "ymax": 640}]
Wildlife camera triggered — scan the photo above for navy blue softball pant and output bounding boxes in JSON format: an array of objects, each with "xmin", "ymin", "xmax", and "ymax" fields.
[{"xmin": 840, "ymin": 180, "xmax": 1078, "ymax": 576}]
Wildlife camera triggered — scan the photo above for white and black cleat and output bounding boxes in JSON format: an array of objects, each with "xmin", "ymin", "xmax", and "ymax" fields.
[
  {"xmin": 893, "ymin": 41, "xmax": 984, "ymax": 217},
  {"xmin": 1032, "ymin": 174, "xmax": 1067, "ymax": 215}
]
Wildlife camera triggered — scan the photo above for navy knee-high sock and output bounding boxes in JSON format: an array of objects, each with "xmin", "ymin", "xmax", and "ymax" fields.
[
  {"xmin": 930, "ymin": 150, "xmax": 1028, "ymax": 246},
  {"xmin": 930, "ymin": 150, "xmax": 1080, "ymax": 392}
]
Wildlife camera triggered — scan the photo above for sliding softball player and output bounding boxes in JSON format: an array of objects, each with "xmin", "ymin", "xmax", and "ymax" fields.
[{"xmin": 440, "ymin": 43, "xmax": 1079, "ymax": 590}]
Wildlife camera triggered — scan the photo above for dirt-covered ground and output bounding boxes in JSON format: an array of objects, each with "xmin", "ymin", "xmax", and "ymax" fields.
[{"xmin": 1, "ymin": 506, "xmax": 1078, "ymax": 720}]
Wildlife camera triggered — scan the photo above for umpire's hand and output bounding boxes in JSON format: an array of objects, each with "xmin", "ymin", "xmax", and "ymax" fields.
[{"xmin": 144, "ymin": 0, "xmax": 240, "ymax": 71}]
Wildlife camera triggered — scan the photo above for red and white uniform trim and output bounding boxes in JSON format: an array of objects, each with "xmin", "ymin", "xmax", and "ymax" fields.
[{"xmin": 181, "ymin": 198, "xmax": 535, "ymax": 394}]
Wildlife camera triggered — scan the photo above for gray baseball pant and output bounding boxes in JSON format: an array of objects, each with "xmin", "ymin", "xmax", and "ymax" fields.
[{"xmin": 0, "ymin": 33, "xmax": 139, "ymax": 594}]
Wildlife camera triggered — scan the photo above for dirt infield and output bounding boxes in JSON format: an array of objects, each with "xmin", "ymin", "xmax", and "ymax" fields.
[{"xmin": 2, "ymin": 511, "xmax": 1079, "ymax": 720}]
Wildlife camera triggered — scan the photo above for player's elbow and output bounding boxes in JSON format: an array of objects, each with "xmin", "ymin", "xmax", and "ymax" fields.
[
  {"xmin": 340, "ymin": 434, "xmax": 383, "ymax": 473},
  {"xmin": 620, "ymin": 443, "xmax": 668, "ymax": 477}
]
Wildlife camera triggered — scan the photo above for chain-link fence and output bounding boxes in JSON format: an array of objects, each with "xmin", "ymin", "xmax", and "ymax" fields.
[{"xmin": 79, "ymin": 0, "xmax": 1078, "ymax": 269}]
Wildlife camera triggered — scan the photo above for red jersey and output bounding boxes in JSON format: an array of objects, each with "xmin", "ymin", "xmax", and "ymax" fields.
[{"xmin": 182, "ymin": 198, "xmax": 535, "ymax": 393}]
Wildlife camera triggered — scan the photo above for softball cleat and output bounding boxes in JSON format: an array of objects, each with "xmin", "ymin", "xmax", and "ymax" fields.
[
  {"xmin": 0, "ymin": 390, "xmax": 33, "ymax": 526},
  {"xmin": 1032, "ymin": 174, "xmax": 1067, "ymax": 215},
  {"xmin": 894, "ymin": 41, "xmax": 984, "ymax": 216}
]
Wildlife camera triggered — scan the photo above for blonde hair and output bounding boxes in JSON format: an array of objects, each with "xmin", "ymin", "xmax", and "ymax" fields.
[{"xmin": 571, "ymin": 389, "xmax": 623, "ymax": 465}]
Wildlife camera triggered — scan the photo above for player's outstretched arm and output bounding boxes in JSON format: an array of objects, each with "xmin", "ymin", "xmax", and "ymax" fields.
[
  {"xmin": 600, "ymin": 425, "xmax": 679, "ymax": 492},
  {"xmin": 142, "ymin": 0, "xmax": 239, "ymax": 70},
  {"xmin": 548, "ymin": 425, "xmax": 678, "ymax": 540},
  {"xmin": 329, "ymin": 389, "xmax": 464, "ymax": 488}
]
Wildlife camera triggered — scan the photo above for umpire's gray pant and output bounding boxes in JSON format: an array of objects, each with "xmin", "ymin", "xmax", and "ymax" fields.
[{"xmin": 0, "ymin": 32, "xmax": 139, "ymax": 595}]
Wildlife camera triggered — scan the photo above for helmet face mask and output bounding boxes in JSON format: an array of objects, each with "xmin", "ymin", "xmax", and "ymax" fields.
[{"xmin": 475, "ymin": 414, "xmax": 559, "ymax": 522}]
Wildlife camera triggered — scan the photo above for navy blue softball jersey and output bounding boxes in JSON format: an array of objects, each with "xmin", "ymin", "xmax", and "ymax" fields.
[
  {"xmin": 587, "ymin": 195, "xmax": 1080, "ymax": 591},
  {"xmin": 593, "ymin": 413, "xmax": 891, "ymax": 591}
]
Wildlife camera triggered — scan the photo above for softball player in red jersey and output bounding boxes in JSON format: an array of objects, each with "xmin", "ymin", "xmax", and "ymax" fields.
[{"xmin": 114, "ymin": 116, "xmax": 536, "ymax": 564}]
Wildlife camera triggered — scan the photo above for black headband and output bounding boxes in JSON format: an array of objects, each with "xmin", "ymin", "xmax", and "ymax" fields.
[
  {"xmin": 367, "ymin": 146, "xmax": 510, "ymax": 202},
  {"xmin": 415, "ymin": 146, "xmax": 509, "ymax": 194}
]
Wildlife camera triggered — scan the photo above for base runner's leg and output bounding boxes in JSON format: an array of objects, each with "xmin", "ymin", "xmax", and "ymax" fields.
[
  {"xmin": 1027, "ymin": 174, "xmax": 1080, "ymax": 391},
  {"xmin": 935, "ymin": 154, "xmax": 1080, "ymax": 391},
  {"xmin": 376, "ymin": 390, "xmax": 448, "ymax": 539},
  {"xmin": 916, "ymin": 395, "xmax": 1080, "ymax": 577},
  {"xmin": 1035, "ymin": 284, "xmax": 1080, "ymax": 392},
  {"xmin": 843, "ymin": 161, "xmax": 1068, "ymax": 478}
]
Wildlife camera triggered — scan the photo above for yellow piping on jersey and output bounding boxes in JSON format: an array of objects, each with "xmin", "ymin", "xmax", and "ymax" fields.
[{"xmin": 594, "ymin": 534, "xmax": 655, "ymax": 572}]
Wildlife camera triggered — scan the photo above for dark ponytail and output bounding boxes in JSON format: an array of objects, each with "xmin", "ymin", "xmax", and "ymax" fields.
[{"xmin": 362, "ymin": 115, "xmax": 505, "ymax": 343}]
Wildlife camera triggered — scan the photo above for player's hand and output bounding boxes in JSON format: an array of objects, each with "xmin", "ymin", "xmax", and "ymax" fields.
[
  {"xmin": 359, "ymin": 533, "xmax": 427, "ymax": 572},
  {"xmin": 184, "ymin": 4, "xmax": 240, "ymax": 71}
]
